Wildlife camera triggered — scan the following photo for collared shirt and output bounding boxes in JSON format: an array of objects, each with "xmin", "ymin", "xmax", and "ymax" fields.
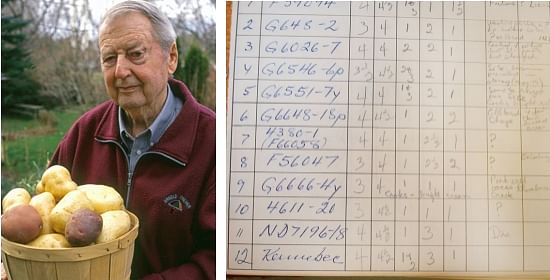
[{"xmin": 118, "ymin": 85, "xmax": 183, "ymax": 173}]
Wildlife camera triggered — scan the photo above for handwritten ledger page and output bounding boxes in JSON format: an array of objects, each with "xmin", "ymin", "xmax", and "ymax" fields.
[{"xmin": 227, "ymin": 1, "xmax": 550, "ymax": 276}]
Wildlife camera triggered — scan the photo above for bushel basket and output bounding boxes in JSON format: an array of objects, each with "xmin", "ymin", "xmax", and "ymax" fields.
[{"xmin": 1, "ymin": 211, "xmax": 139, "ymax": 280}]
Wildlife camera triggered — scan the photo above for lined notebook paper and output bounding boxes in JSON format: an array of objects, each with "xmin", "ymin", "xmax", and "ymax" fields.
[{"xmin": 227, "ymin": 1, "xmax": 550, "ymax": 276}]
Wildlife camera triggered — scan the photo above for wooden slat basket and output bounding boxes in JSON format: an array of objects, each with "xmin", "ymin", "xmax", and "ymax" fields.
[{"xmin": 1, "ymin": 211, "xmax": 139, "ymax": 280}]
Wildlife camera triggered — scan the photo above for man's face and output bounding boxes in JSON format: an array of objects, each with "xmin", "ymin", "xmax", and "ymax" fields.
[{"xmin": 99, "ymin": 12, "xmax": 177, "ymax": 116}]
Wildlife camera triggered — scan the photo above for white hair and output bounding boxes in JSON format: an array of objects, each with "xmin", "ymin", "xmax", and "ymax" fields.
[{"xmin": 100, "ymin": 0, "xmax": 176, "ymax": 53}]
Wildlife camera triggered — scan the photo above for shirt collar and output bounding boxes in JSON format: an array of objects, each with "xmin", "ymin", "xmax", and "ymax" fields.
[
  {"xmin": 96, "ymin": 79, "xmax": 209, "ymax": 165},
  {"xmin": 118, "ymin": 85, "xmax": 181, "ymax": 148}
]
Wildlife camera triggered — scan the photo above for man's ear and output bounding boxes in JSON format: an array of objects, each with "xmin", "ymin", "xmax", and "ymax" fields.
[{"xmin": 167, "ymin": 41, "xmax": 178, "ymax": 74}]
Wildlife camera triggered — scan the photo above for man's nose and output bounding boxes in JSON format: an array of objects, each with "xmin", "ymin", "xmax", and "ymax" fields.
[{"xmin": 114, "ymin": 56, "xmax": 131, "ymax": 79}]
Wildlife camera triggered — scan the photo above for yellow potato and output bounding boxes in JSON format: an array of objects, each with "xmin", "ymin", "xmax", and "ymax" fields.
[
  {"xmin": 29, "ymin": 192, "xmax": 56, "ymax": 234},
  {"xmin": 78, "ymin": 184, "xmax": 124, "ymax": 214},
  {"xmin": 41, "ymin": 165, "xmax": 77, "ymax": 201},
  {"xmin": 49, "ymin": 190, "xmax": 94, "ymax": 234},
  {"xmin": 27, "ymin": 233, "xmax": 71, "ymax": 248},
  {"xmin": 35, "ymin": 180, "xmax": 45, "ymax": 194},
  {"xmin": 96, "ymin": 210, "xmax": 131, "ymax": 243},
  {"xmin": 2, "ymin": 188, "xmax": 31, "ymax": 213}
]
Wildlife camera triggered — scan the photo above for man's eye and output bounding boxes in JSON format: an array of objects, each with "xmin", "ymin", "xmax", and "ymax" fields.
[
  {"xmin": 102, "ymin": 56, "xmax": 116, "ymax": 64},
  {"xmin": 129, "ymin": 51, "xmax": 144, "ymax": 59}
]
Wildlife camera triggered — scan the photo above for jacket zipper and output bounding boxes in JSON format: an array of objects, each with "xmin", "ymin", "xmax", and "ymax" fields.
[
  {"xmin": 95, "ymin": 138, "xmax": 187, "ymax": 208},
  {"xmin": 126, "ymin": 172, "xmax": 133, "ymax": 207},
  {"xmin": 95, "ymin": 138, "xmax": 132, "ymax": 207},
  {"xmin": 141, "ymin": 151, "xmax": 187, "ymax": 167}
]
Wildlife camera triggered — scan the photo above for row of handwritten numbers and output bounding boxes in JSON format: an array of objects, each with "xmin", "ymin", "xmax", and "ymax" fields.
[
  {"xmin": 232, "ymin": 82, "xmax": 477, "ymax": 105},
  {"xmin": 233, "ymin": 105, "xmax": 470, "ymax": 128},
  {"xmin": 239, "ymin": 2, "xmax": 467, "ymax": 18},
  {"xmin": 238, "ymin": 38, "xmax": 470, "ymax": 62},
  {"xmin": 239, "ymin": 15, "xmax": 469, "ymax": 39},
  {"xmin": 231, "ymin": 127, "xmax": 494, "ymax": 151},
  {"xmin": 231, "ymin": 150, "xmax": 514, "ymax": 176},
  {"xmin": 230, "ymin": 244, "xmax": 468, "ymax": 271},
  {"xmin": 236, "ymin": 61, "xmax": 468, "ymax": 84},
  {"xmin": 348, "ymin": 245, "xmax": 468, "ymax": 271}
]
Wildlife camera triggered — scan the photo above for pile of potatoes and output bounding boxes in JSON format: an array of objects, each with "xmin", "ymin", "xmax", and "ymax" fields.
[{"xmin": 1, "ymin": 165, "xmax": 132, "ymax": 248}]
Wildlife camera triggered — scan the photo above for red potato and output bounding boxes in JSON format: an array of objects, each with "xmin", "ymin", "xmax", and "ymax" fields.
[
  {"xmin": 1, "ymin": 204, "xmax": 43, "ymax": 244},
  {"xmin": 64, "ymin": 208, "xmax": 103, "ymax": 247}
]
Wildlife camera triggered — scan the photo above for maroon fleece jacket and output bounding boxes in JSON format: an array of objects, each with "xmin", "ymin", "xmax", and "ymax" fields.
[{"xmin": 50, "ymin": 79, "xmax": 215, "ymax": 280}]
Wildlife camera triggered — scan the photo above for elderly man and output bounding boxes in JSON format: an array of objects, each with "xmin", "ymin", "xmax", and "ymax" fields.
[{"xmin": 48, "ymin": 1, "xmax": 215, "ymax": 279}]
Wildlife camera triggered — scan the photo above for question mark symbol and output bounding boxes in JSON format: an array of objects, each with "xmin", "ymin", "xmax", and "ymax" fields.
[
  {"xmin": 489, "ymin": 155, "xmax": 496, "ymax": 169},
  {"xmin": 489, "ymin": 133, "xmax": 496, "ymax": 149},
  {"xmin": 496, "ymin": 201, "xmax": 503, "ymax": 217}
]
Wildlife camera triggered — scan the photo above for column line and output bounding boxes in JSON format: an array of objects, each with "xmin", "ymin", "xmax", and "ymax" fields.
[
  {"xmin": 251, "ymin": 2, "xmax": 264, "ymax": 269},
  {"xmin": 417, "ymin": 2, "xmax": 422, "ymax": 272},
  {"xmin": 515, "ymin": 1, "xmax": 525, "ymax": 271},
  {"xmin": 484, "ymin": 1, "xmax": 490, "ymax": 271},
  {"xmin": 345, "ymin": 1, "xmax": 352, "ymax": 271},
  {"xmin": 463, "ymin": 0, "xmax": 468, "ymax": 272},
  {"xmin": 394, "ymin": 3, "xmax": 398, "ymax": 272},
  {"xmin": 442, "ymin": 3, "xmax": 446, "ymax": 271},
  {"xmin": 370, "ymin": 4, "xmax": 376, "ymax": 271}
]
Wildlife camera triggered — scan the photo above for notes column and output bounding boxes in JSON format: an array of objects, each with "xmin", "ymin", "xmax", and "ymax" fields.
[
  {"xmin": 518, "ymin": 2, "xmax": 550, "ymax": 272},
  {"xmin": 253, "ymin": 1, "xmax": 350, "ymax": 271},
  {"xmin": 463, "ymin": 2, "xmax": 489, "ymax": 271},
  {"xmin": 228, "ymin": 1, "xmax": 262, "ymax": 270},
  {"xmin": 485, "ymin": 2, "xmax": 524, "ymax": 272}
]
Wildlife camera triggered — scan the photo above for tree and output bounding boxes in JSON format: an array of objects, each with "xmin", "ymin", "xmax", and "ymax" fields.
[
  {"xmin": 158, "ymin": 0, "xmax": 216, "ymax": 60},
  {"xmin": 173, "ymin": 36, "xmax": 186, "ymax": 78},
  {"xmin": 1, "ymin": 0, "xmax": 41, "ymax": 109},
  {"xmin": 174, "ymin": 40, "xmax": 210, "ymax": 107}
]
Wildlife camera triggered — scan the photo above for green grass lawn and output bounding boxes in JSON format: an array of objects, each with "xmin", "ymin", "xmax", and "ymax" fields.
[{"xmin": 2, "ymin": 105, "xmax": 92, "ymax": 196}]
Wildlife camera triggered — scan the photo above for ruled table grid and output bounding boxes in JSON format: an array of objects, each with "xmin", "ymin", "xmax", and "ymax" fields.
[{"xmin": 227, "ymin": 1, "xmax": 550, "ymax": 274}]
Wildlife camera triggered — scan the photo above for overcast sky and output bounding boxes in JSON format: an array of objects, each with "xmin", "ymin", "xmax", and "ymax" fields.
[
  {"xmin": 63, "ymin": 0, "xmax": 215, "ymax": 40},
  {"xmin": 88, "ymin": 0, "xmax": 215, "ymax": 22}
]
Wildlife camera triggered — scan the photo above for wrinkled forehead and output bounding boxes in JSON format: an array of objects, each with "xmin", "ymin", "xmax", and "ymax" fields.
[{"xmin": 99, "ymin": 11, "xmax": 154, "ymax": 43}]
